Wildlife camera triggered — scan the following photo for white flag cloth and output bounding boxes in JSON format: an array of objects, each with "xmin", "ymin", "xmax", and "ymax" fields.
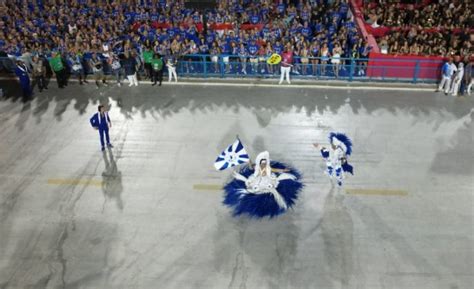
[{"xmin": 214, "ymin": 139, "xmax": 250, "ymax": 171}]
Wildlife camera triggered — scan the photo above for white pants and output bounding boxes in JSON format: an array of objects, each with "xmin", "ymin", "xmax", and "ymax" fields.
[
  {"xmin": 438, "ymin": 76, "xmax": 451, "ymax": 93},
  {"xmin": 451, "ymin": 78, "xmax": 462, "ymax": 96},
  {"xmin": 127, "ymin": 73, "xmax": 138, "ymax": 86},
  {"xmin": 279, "ymin": 66, "xmax": 291, "ymax": 84},
  {"xmin": 467, "ymin": 78, "xmax": 473, "ymax": 95},
  {"xmin": 168, "ymin": 66, "xmax": 177, "ymax": 82}
]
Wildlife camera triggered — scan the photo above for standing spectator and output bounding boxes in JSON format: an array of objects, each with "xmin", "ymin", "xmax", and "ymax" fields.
[
  {"xmin": 90, "ymin": 105, "xmax": 113, "ymax": 152},
  {"xmin": 320, "ymin": 43, "xmax": 330, "ymax": 76},
  {"xmin": 31, "ymin": 55, "xmax": 47, "ymax": 92},
  {"xmin": 91, "ymin": 53, "xmax": 108, "ymax": 89},
  {"xmin": 310, "ymin": 42, "xmax": 320, "ymax": 76},
  {"xmin": 70, "ymin": 53, "xmax": 87, "ymax": 85},
  {"xmin": 123, "ymin": 52, "xmax": 138, "ymax": 87},
  {"xmin": 465, "ymin": 61, "xmax": 473, "ymax": 95},
  {"xmin": 220, "ymin": 39, "xmax": 231, "ymax": 74},
  {"xmin": 210, "ymin": 41, "xmax": 220, "ymax": 73},
  {"xmin": 265, "ymin": 43, "xmax": 274, "ymax": 75},
  {"xmin": 151, "ymin": 53, "xmax": 164, "ymax": 86},
  {"xmin": 238, "ymin": 42, "xmax": 248, "ymax": 75},
  {"xmin": 248, "ymin": 39, "xmax": 259, "ymax": 74},
  {"xmin": 279, "ymin": 46, "xmax": 293, "ymax": 85},
  {"xmin": 15, "ymin": 59, "xmax": 32, "ymax": 98},
  {"xmin": 300, "ymin": 42, "xmax": 310, "ymax": 76},
  {"xmin": 166, "ymin": 55, "xmax": 178, "ymax": 83},
  {"xmin": 257, "ymin": 44, "xmax": 267, "ymax": 74},
  {"xmin": 110, "ymin": 54, "xmax": 122, "ymax": 87},
  {"xmin": 49, "ymin": 51, "xmax": 67, "ymax": 88},
  {"xmin": 143, "ymin": 47, "xmax": 153, "ymax": 79},
  {"xmin": 451, "ymin": 63, "xmax": 464, "ymax": 97},
  {"xmin": 437, "ymin": 59, "xmax": 457, "ymax": 95},
  {"xmin": 331, "ymin": 43, "xmax": 342, "ymax": 78}
]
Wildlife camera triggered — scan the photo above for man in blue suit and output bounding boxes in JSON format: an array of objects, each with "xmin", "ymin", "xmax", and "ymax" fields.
[
  {"xmin": 15, "ymin": 59, "xmax": 31, "ymax": 99},
  {"xmin": 90, "ymin": 105, "xmax": 113, "ymax": 151}
]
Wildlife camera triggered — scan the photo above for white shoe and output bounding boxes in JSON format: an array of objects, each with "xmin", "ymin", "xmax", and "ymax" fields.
[
  {"xmin": 117, "ymin": 83, "xmax": 121, "ymax": 87},
  {"xmin": 128, "ymin": 83, "xmax": 133, "ymax": 87},
  {"xmin": 278, "ymin": 81, "xmax": 282, "ymax": 85},
  {"xmin": 134, "ymin": 83, "xmax": 138, "ymax": 86}
]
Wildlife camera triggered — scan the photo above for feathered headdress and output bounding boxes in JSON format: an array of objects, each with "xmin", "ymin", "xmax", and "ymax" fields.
[{"xmin": 329, "ymin": 132, "xmax": 353, "ymax": 155}]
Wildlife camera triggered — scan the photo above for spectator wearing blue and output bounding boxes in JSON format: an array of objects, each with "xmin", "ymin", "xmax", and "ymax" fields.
[
  {"xmin": 90, "ymin": 105, "xmax": 113, "ymax": 152},
  {"xmin": 15, "ymin": 59, "xmax": 32, "ymax": 99},
  {"xmin": 69, "ymin": 52, "xmax": 87, "ymax": 85},
  {"xmin": 110, "ymin": 54, "xmax": 123, "ymax": 87},
  {"xmin": 301, "ymin": 21, "xmax": 312, "ymax": 39},
  {"xmin": 437, "ymin": 59, "xmax": 457, "ymax": 95},
  {"xmin": 220, "ymin": 39, "xmax": 231, "ymax": 73},
  {"xmin": 238, "ymin": 42, "xmax": 248, "ymax": 75},
  {"xmin": 248, "ymin": 39, "xmax": 259, "ymax": 74}
]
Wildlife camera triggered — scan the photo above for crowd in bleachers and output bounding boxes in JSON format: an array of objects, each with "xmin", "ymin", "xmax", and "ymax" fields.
[
  {"xmin": 363, "ymin": 0, "xmax": 473, "ymax": 56},
  {"xmin": 0, "ymin": 0, "xmax": 369, "ymax": 80}
]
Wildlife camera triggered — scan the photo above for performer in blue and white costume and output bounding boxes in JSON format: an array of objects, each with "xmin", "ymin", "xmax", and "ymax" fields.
[
  {"xmin": 313, "ymin": 132, "xmax": 353, "ymax": 186},
  {"xmin": 223, "ymin": 151, "xmax": 303, "ymax": 218}
]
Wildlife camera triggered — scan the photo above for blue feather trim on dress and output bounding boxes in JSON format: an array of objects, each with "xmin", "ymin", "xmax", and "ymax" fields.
[{"xmin": 223, "ymin": 161, "xmax": 303, "ymax": 218}]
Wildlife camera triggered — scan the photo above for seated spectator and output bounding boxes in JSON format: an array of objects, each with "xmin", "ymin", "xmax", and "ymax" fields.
[{"xmin": 362, "ymin": 0, "xmax": 473, "ymax": 56}]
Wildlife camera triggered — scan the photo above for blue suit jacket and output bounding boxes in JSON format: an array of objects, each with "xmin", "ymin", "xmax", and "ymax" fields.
[
  {"xmin": 90, "ymin": 112, "xmax": 110, "ymax": 129},
  {"xmin": 15, "ymin": 65, "xmax": 30, "ymax": 84}
]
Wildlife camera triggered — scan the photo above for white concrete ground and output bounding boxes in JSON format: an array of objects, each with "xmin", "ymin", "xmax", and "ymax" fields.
[{"xmin": 0, "ymin": 80, "xmax": 473, "ymax": 289}]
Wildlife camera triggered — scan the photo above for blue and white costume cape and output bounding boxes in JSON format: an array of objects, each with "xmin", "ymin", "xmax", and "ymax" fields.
[{"xmin": 223, "ymin": 151, "xmax": 303, "ymax": 218}]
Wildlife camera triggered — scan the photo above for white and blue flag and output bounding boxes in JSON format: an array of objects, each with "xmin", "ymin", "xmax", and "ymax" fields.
[{"xmin": 214, "ymin": 139, "xmax": 250, "ymax": 171}]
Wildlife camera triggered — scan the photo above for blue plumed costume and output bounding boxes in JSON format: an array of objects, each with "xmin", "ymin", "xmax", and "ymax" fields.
[
  {"xmin": 223, "ymin": 151, "xmax": 303, "ymax": 218},
  {"xmin": 319, "ymin": 132, "xmax": 354, "ymax": 186}
]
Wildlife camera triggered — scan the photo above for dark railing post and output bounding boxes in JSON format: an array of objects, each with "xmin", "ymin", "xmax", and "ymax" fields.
[
  {"xmin": 202, "ymin": 55, "xmax": 207, "ymax": 78},
  {"xmin": 349, "ymin": 58, "xmax": 355, "ymax": 82},
  {"xmin": 413, "ymin": 60, "xmax": 420, "ymax": 84},
  {"xmin": 220, "ymin": 56, "xmax": 224, "ymax": 78}
]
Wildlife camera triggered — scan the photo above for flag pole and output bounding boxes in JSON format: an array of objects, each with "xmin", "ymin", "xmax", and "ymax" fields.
[{"xmin": 236, "ymin": 135, "xmax": 253, "ymax": 169}]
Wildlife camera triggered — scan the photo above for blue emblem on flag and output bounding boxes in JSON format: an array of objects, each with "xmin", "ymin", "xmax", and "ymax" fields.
[{"xmin": 214, "ymin": 139, "xmax": 250, "ymax": 171}]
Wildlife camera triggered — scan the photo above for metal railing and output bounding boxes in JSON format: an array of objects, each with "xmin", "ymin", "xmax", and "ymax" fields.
[{"xmin": 1, "ymin": 55, "xmax": 442, "ymax": 83}]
